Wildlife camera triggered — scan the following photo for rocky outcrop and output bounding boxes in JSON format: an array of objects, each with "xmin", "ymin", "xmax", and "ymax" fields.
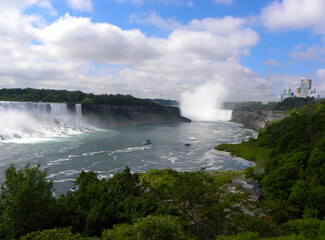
[
  {"xmin": 81, "ymin": 104, "xmax": 191, "ymax": 128},
  {"xmin": 231, "ymin": 109, "xmax": 289, "ymax": 131}
]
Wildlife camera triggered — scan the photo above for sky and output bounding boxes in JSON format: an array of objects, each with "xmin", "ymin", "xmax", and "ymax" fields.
[{"xmin": 0, "ymin": 0, "xmax": 325, "ymax": 102}]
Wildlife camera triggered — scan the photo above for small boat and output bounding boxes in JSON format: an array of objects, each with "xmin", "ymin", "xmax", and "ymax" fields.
[
  {"xmin": 70, "ymin": 185, "xmax": 79, "ymax": 192},
  {"xmin": 184, "ymin": 143, "xmax": 191, "ymax": 147},
  {"xmin": 143, "ymin": 139, "xmax": 152, "ymax": 145}
]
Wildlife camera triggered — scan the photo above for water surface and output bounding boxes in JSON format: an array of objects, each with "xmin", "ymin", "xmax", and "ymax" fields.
[{"xmin": 0, "ymin": 121, "xmax": 256, "ymax": 195}]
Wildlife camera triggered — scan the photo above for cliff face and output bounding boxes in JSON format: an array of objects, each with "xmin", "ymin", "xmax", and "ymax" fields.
[
  {"xmin": 231, "ymin": 109, "xmax": 289, "ymax": 131},
  {"xmin": 81, "ymin": 104, "xmax": 191, "ymax": 128}
]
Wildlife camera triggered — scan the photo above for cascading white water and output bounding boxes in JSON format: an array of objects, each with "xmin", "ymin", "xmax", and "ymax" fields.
[
  {"xmin": 180, "ymin": 81, "xmax": 233, "ymax": 122},
  {"xmin": 0, "ymin": 101, "xmax": 94, "ymax": 143}
]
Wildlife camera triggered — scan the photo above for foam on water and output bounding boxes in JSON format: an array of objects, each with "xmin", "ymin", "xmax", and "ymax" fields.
[{"xmin": 0, "ymin": 101, "xmax": 97, "ymax": 143}]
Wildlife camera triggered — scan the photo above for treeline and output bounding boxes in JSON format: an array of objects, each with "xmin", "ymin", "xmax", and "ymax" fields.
[
  {"xmin": 217, "ymin": 100, "xmax": 325, "ymax": 237},
  {"xmin": 153, "ymin": 99, "xmax": 180, "ymax": 106},
  {"xmin": 0, "ymin": 165, "xmax": 274, "ymax": 240},
  {"xmin": 1, "ymin": 165, "xmax": 324, "ymax": 239},
  {"xmin": 223, "ymin": 97, "xmax": 316, "ymax": 111},
  {"xmin": 0, "ymin": 88, "xmax": 159, "ymax": 106}
]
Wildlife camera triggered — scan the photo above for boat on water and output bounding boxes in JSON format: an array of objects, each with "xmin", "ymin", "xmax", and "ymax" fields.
[
  {"xmin": 70, "ymin": 185, "xmax": 79, "ymax": 192},
  {"xmin": 143, "ymin": 139, "xmax": 152, "ymax": 145}
]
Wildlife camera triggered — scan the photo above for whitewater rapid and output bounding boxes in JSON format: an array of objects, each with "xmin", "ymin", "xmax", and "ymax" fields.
[{"xmin": 0, "ymin": 101, "xmax": 96, "ymax": 143}]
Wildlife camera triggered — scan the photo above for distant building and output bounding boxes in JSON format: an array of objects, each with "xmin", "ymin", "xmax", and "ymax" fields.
[
  {"xmin": 281, "ymin": 88, "xmax": 294, "ymax": 101},
  {"xmin": 281, "ymin": 79, "xmax": 320, "ymax": 101},
  {"xmin": 301, "ymin": 79, "xmax": 312, "ymax": 98},
  {"xmin": 296, "ymin": 87, "xmax": 301, "ymax": 97},
  {"xmin": 228, "ymin": 177, "xmax": 264, "ymax": 201},
  {"xmin": 308, "ymin": 89, "xmax": 320, "ymax": 99}
]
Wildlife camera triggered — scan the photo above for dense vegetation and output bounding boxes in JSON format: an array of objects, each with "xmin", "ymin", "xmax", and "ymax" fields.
[
  {"xmin": 223, "ymin": 97, "xmax": 316, "ymax": 111},
  {"xmin": 0, "ymin": 99, "xmax": 324, "ymax": 239},
  {"xmin": 0, "ymin": 88, "xmax": 159, "ymax": 106},
  {"xmin": 153, "ymin": 99, "xmax": 180, "ymax": 106},
  {"xmin": 217, "ymin": 99, "xmax": 325, "ymax": 235}
]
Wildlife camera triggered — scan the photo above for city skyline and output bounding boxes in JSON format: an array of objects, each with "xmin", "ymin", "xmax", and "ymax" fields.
[{"xmin": 281, "ymin": 78, "xmax": 320, "ymax": 101}]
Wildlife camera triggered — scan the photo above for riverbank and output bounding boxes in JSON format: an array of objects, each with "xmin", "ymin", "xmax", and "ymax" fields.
[{"xmin": 231, "ymin": 109, "xmax": 289, "ymax": 131}]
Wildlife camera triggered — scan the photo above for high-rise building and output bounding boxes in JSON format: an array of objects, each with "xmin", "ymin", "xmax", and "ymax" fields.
[
  {"xmin": 301, "ymin": 79, "xmax": 312, "ymax": 98},
  {"xmin": 280, "ymin": 78, "xmax": 320, "ymax": 101},
  {"xmin": 296, "ymin": 87, "xmax": 301, "ymax": 97},
  {"xmin": 281, "ymin": 88, "xmax": 294, "ymax": 101}
]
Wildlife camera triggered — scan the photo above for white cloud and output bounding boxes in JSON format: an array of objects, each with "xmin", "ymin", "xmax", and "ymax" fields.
[
  {"xmin": 214, "ymin": 0, "xmax": 233, "ymax": 5},
  {"xmin": 37, "ymin": 0, "xmax": 58, "ymax": 16},
  {"xmin": 0, "ymin": 0, "xmax": 57, "ymax": 15},
  {"xmin": 36, "ymin": 14, "xmax": 160, "ymax": 64},
  {"xmin": 289, "ymin": 44, "xmax": 325, "ymax": 61},
  {"xmin": 0, "ymin": 0, "xmax": 39, "ymax": 10},
  {"xmin": 66, "ymin": 0, "xmax": 93, "ymax": 12},
  {"xmin": 260, "ymin": 0, "xmax": 325, "ymax": 33},
  {"xmin": 0, "ymin": 1, "xmax": 274, "ymax": 102},
  {"xmin": 317, "ymin": 69, "xmax": 325, "ymax": 77}
]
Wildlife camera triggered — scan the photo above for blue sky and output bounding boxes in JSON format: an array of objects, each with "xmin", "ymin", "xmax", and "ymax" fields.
[{"xmin": 0, "ymin": 0, "xmax": 324, "ymax": 102}]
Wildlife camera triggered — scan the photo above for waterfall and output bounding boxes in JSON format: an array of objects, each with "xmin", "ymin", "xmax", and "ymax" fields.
[
  {"xmin": 180, "ymin": 107, "xmax": 233, "ymax": 122},
  {"xmin": 0, "ymin": 101, "xmax": 94, "ymax": 143}
]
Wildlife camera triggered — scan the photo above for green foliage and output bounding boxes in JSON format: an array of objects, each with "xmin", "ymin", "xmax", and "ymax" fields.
[
  {"xmin": 0, "ymin": 164, "xmax": 57, "ymax": 239},
  {"xmin": 217, "ymin": 231, "xmax": 260, "ymax": 240},
  {"xmin": 273, "ymin": 97, "xmax": 315, "ymax": 111},
  {"xmin": 216, "ymin": 100, "xmax": 325, "ymax": 225},
  {"xmin": 222, "ymin": 98, "xmax": 315, "ymax": 111},
  {"xmin": 280, "ymin": 218, "xmax": 325, "ymax": 240},
  {"xmin": 57, "ymin": 167, "xmax": 173, "ymax": 236},
  {"xmin": 0, "ymin": 88, "xmax": 159, "ymax": 106},
  {"xmin": 20, "ymin": 228, "xmax": 99, "ymax": 240},
  {"xmin": 103, "ymin": 215, "xmax": 189, "ymax": 240}
]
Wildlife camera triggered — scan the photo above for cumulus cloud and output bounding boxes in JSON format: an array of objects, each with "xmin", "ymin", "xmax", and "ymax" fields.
[
  {"xmin": 260, "ymin": 0, "xmax": 325, "ymax": 33},
  {"xmin": 35, "ymin": 14, "xmax": 160, "ymax": 64},
  {"xmin": 37, "ymin": 0, "xmax": 58, "ymax": 16},
  {"xmin": 66, "ymin": 0, "xmax": 93, "ymax": 12},
  {"xmin": 0, "ymin": 0, "xmax": 275, "ymax": 102}
]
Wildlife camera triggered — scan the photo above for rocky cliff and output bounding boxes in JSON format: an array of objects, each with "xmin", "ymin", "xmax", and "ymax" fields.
[
  {"xmin": 231, "ymin": 109, "xmax": 289, "ymax": 131},
  {"xmin": 82, "ymin": 104, "xmax": 191, "ymax": 128}
]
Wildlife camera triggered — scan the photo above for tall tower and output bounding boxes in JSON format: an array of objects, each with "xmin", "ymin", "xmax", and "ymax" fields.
[
  {"xmin": 301, "ymin": 79, "xmax": 312, "ymax": 98},
  {"xmin": 296, "ymin": 87, "xmax": 301, "ymax": 97}
]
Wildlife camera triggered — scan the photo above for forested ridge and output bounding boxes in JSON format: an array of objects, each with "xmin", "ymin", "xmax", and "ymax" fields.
[
  {"xmin": 0, "ymin": 100, "xmax": 324, "ymax": 239},
  {"xmin": 223, "ymin": 97, "xmax": 316, "ymax": 111},
  {"xmin": 0, "ymin": 88, "xmax": 159, "ymax": 106}
]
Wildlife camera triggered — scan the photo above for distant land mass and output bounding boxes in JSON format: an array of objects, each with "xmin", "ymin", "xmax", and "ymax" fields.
[
  {"xmin": 0, "ymin": 88, "xmax": 190, "ymax": 127},
  {"xmin": 0, "ymin": 88, "xmax": 158, "ymax": 106}
]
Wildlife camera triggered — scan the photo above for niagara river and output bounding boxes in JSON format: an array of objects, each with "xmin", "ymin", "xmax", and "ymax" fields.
[{"xmin": 0, "ymin": 101, "xmax": 256, "ymax": 195}]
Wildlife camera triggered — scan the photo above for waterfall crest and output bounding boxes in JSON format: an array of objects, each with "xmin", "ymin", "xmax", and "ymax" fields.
[
  {"xmin": 0, "ymin": 101, "xmax": 94, "ymax": 143},
  {"xmin": 180, "ymin": 107, "xmax": 233, "ymax": 122}
]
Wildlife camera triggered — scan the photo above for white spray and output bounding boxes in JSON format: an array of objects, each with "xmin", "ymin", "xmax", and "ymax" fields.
[
  {"xmin": 180, "ymin": 81, "xmax": 232, "ymax": 121},
  {"xmin": 0, "ymin": 101, "xmax": 95, "ymax": 143}
]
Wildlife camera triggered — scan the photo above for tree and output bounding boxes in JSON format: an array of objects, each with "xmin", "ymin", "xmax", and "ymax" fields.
[
  {"xmin": 102, "ymin": 215, "xmax": 189, "ymax": 240},
  {"xmin": 0, "ymin": 164, "xmax": 57, "ymax": 239}
]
